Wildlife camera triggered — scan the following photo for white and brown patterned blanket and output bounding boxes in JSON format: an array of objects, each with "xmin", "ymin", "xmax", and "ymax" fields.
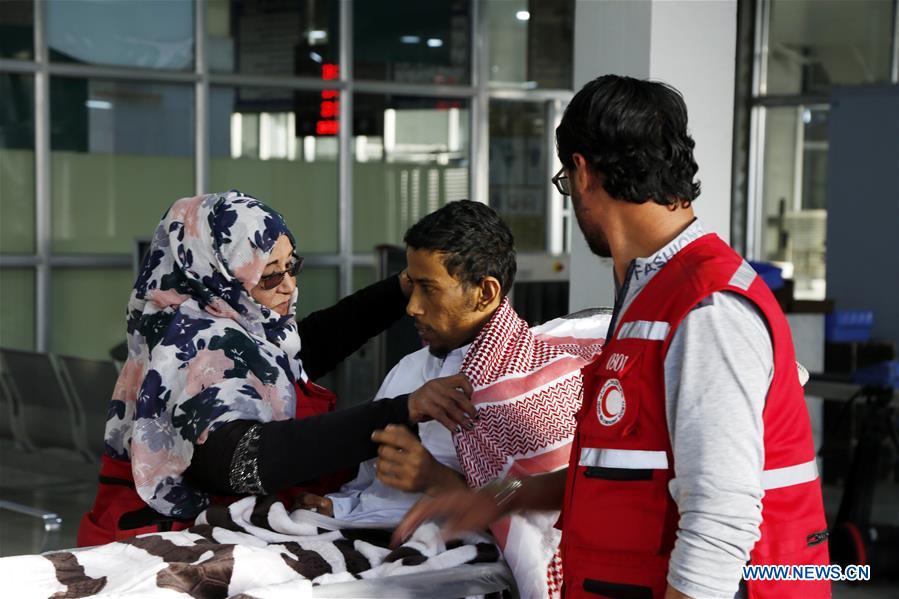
[{"xmin": 0, "ymin": 495, "xmax": 499, "ymax": 598}]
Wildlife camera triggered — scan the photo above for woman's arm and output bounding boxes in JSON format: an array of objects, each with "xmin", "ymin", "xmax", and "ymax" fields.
[
  {"xmin": 185, "ymin": 374, "xmax": 475, "ymax": 496},
  {"xmin": 186, "ymin": 395, "xmax": 411, "ymax": 495},
  {"xmin": 297, "ymin": 273, "xmax": 409, "ymax": 380}
]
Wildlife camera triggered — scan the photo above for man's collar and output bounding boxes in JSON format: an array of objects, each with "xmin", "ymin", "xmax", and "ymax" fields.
[{"xmin": 630, "ymin": 219, "xmax": 706, "ymax": 283}]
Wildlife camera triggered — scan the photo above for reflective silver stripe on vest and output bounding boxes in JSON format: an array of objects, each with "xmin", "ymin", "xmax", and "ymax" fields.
[
  {"xmin": 617, "ymin": 320, "xmax": 671, "ymax": 341},
  {"xmin": 762, "ymin": 459, "xmax": 819, "ymax": 490},
  {"xmin": 579, "ymin": 448, "xmax": 669, "ymax": 469},
  {"xmin": 728, "ymin": 260, "xmax": 757, "ymax": 291}
]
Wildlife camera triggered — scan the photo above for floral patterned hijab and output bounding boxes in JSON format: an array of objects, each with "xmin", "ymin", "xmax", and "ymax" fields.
[{"xmin": 105, "ymin": 191, "xmax": 305, "ymax": 518}]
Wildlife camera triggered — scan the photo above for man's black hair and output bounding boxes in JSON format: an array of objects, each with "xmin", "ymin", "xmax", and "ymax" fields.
[
  {"xmin": 404, "ymin": 200, "xmax": 517, "ymax": 296},
  {"xmin": 556, "ymin": 74, "xmax": 701, "ymax": 206}
]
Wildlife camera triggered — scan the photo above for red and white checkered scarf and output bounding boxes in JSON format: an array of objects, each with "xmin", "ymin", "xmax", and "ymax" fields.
[{"xmin": 455, "ymin": 298, "xmax": 605, "ymax": 598}]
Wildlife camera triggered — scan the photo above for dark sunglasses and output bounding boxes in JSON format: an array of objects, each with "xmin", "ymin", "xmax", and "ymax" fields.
[
  {"xmin": 257, "ymin": 254, "xmax": 304, "ymax": 290},
  {"xmin": 551, "ymin": 167, "xmax": 571, "ymax": 196}
]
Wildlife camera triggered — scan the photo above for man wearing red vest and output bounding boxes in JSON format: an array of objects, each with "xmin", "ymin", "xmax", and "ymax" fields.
[{"xmin": 395, "ymin": 75, "xmax": 830, "ymax": 598}]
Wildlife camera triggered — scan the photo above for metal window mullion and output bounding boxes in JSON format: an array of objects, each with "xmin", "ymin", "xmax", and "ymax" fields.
[
  {"xmin": 43, "ymin": 62, "xmax": 199, "ymax": 83},
  {"xmin": 746, "ymin": 104, "xmax": 767, "ymax": 261},
  {"xmin": 752, "ymin": 94, "xmax": 829, "ymax": 107},
  {"xmin": 349, "ymin": 254, "xmax": 377, "ymax": 267},
  {"xmin": 753, "ymin": 0, "xmax": 770, "ymax": 97},
  {"xmin": 33, "ymin": 0, "xmax": 50, "ymax": 352},
  {"xmin": 487, "ymin": 88, "xmax": 573, "ymax": 102},
  {"xmin": 472, "ymin": 0, "xmax": 488, "ymax": 204},
  {"xmin": 745, "ymin": 0, "xmax": 771, "ymax": 261},
  {"xmin": 546, "ymin": 100, "xmax": 564, "ymax": 254},
  {"xmin": 353, "ymin": 80, "xmax": 475, "ymax": 98},
  {"xmin": 791, "ymin": 106, "xmax": 805, "ymax": 213},
  {"xmin": 0, "ymin": 256, "xmax": 40, "ymax": 268},
  {"xmin": 0, "ymin": 59, "xmax": 39, "ymax": 74},
  {"xmin": 195, "ymin": 0, "xmax": 209, "ymax": 195},
  {"xmin": 891, "ymin": 0, "xmax": 899, "ymax": 82},
  {"xmin": 338, "ymin": 0, "xmax": 353, "ymax": 298},
  {"xmin": 48, "ymin": 255, "xmax": 132, "ymax": 268},
  {"xmin": 209, "ymin": 72, "xmax": 348, "ymax": 91}
]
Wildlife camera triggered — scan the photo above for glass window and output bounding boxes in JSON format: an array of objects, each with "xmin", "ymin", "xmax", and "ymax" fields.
[
  {"xmin": 489, "ymin": 99, "xmax": 548, "ymax": 251},
  {"xmin": 342, "ymin": 265, "xmax": 380, "ymax": 406},
  {"xmin": 50, "ymin": 268, "xmax": 133, "ymax": 359},
  {"xmin": 354, "ymin": 0, "xmax": 471, "ymax": 84},
  {"xmin": 759, "ymin": 105, "xmax": 829, "ymax": 299},
  {"xmin": 210, "ymin": 86, "xmax": 339, "ymax": 253},
  {"xmin": 765, "ymin": 0, "xmax": 895, "ymax": 95},
  {"xmin": 207, "ymin": 0, "xmax": 338, "ymax": 77},
  {"xmin": 353, "ymin": 266, "xmax": 377, "ymax": 293},
  {"xmin": 0, "ymin": 0, "xmax": 33, "ymax": 60},
  {"xmin": 47, "ymin": 0, "xmax": 193, "ymax": 70},
  {"xmin": 295, "ymin": 266, "xmax": 338, "ymax": 319},
  {"xmin": 0, "ymin": 73, "xmax": 35, "ymax": 254},
  {"xmin": 50, "ymin": 78, "xmax": 194, "ymax": 254},
  {"xmin": 0, "ymin": 269, "xmax": 35, "ymax": 351},
  {"xmin": 486, "ymin": 0, "xmax": 573, "ymax": 89},
  {"xmin": 353, "ymin": 94, "xmax": 470, "ymax": 253}
]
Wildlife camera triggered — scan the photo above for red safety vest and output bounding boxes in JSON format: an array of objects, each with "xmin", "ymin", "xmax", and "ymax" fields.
[
  {"xmin": 78, "ymin": 379, "xmax": 341, "ymax": 547},
  {"xmin": 559, "ymin": 233, "xmax": 830, "ymax": 599}
]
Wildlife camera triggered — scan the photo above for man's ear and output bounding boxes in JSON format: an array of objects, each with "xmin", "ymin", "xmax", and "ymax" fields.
[
  {"xmin": 571, "ymin": 152, "xmax": 595, "ymax": 192},
  {"xmin": 477, "ymin": 276, "xmax": 503, "ymax": 310}
]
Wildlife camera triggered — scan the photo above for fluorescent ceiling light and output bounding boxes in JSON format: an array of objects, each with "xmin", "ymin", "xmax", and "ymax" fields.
[
  {"xmin": 426, "ymin": 38, "xmax": 443, "ymax": 48},
  {"xmin": 400, "ymin": 35, "xmax": 421, "ymax": 44},
  {"xmin": 86, "ymin": 99, "xmax": 112, "ymax": 110},
  {"xmin": 308, "ymin": 30, "xmax": 327, "ymax": 41},
  {"xmin": 516, "ymin": 10, "xmax": 530, "ymax": 21}
]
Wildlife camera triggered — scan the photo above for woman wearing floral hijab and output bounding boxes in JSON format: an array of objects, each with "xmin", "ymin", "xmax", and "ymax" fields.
[{"xmin": 78, "ymin": 191, "xmax": 475, "ymax": 545}]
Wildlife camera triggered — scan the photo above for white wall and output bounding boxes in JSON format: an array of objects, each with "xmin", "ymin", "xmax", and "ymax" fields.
[{"xmin": 569, "ymin": 0, "xmax": 737, "ymax": 311}]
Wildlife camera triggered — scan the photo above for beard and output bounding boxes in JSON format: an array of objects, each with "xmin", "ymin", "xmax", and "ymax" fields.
[
  {"xmin": 427, "ymin": 345, "xmax": 450, "ymax": 359},
  {"xmin": 585, "ymin": 227, "xmax": 612, "ymax": 258},
  {"xmin": 571, "ymin": 186, "xmax": 612, "ymax": 258}
]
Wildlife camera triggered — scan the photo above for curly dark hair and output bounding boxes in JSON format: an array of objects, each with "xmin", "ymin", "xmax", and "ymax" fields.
[
  {"xmin": 556, "ymin": 75, "xmax": 701, "ymax": 206},
  {"xmin": 403, "ymin": 200, "xmax": 517, "ymax": 297}
]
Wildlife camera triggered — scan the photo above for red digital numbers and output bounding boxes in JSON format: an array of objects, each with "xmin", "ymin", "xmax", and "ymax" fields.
[
  {"xmin": 321, "ymin": 63, "xmax": 339, "ymax": 81},
  {"xmin": 317, "ymin": 64, "xmax": 340, "ymax": 135},
  {"xmin": 316, "ymin": 120, "xmax": 339, "ymax": 135}
]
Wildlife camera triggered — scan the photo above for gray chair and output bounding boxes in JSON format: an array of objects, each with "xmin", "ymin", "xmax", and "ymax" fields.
[
  {"xmin": 56, "ymin": 354, "xmax": 119, "ymax": 459},
  {"xmin": 0, "ymin": 352, "xmax": 33, "ymax": 450},
  {"xmin": 0, "ymin": 350, "xmax": 66, "ymax": 550},
  {"xmin": 0, "ymin": 348, "xmax": 91, "ymax": 461}
]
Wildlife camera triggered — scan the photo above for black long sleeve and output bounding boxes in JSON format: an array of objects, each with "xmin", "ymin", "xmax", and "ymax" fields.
[
  {"xmin": 186, "ymin": 394, "xmax": 412, "ymax": 496},
  {"xmin": 297, "ymin": 273, "xmax": 407, "ymax": 380}
]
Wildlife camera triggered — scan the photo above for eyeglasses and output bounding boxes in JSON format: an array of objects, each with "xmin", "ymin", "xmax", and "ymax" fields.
[
  {"xmin": 551, "ymin": 167, "xmax": 570, "ymax": 196},
  {"xmin": 257, "ymin": 254, "xmax": 304, "ymax": 290}
]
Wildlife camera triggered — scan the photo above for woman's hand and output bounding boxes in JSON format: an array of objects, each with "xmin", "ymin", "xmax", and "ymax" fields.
[
  {"xmin": 293, "ymin": 493, "xmax": 334, "ymax": 517},
  {"xmin": 406, "ymin": 373, "xmax": 477, "ymax": 432},
  {"xmin": 372, "ymin": 425, "xmax": 468, "ymax": 495}
]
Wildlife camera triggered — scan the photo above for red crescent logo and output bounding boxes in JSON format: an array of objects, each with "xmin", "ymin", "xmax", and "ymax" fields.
[{"xmin": 596, "ymin": 378, "xmax": 626, "ymax": 426}]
